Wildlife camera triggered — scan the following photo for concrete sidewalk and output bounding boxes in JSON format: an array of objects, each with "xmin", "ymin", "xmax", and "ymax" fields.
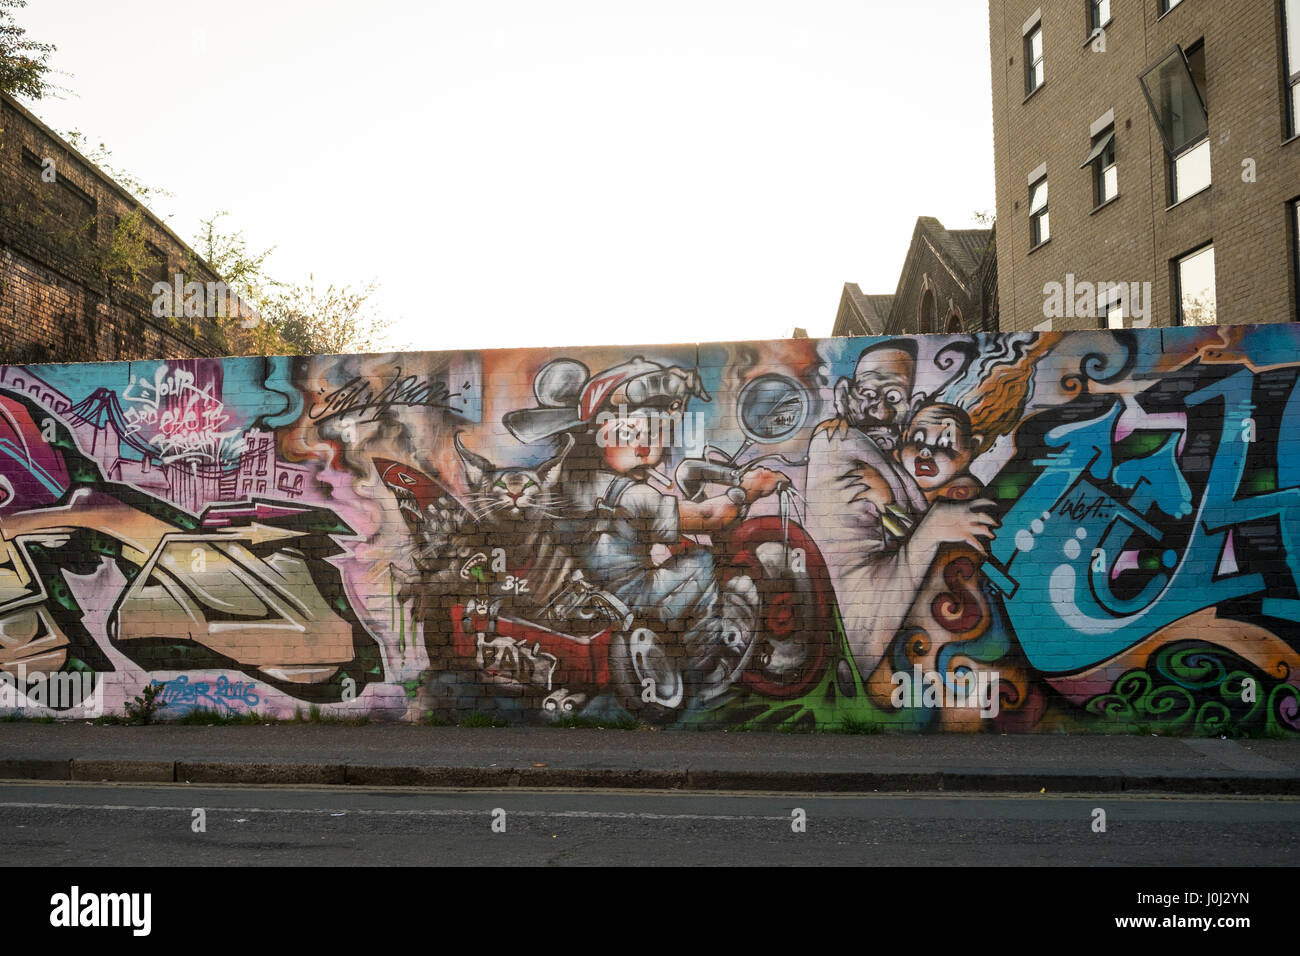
[{"xmin": 2, "ymin": 723, "xmax": 1299, "ymax": 794}]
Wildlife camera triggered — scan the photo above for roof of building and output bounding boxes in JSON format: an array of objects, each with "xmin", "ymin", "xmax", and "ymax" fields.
[
  {"xmin": 945, "ymin": 228, "xmax": 996, "ymax": 271},
  {"xmin": 833, "ymin": 283, "xmax": 894, "ymax": 336},
  {"xmin": 915, "ymin": 218, "xmax": 993, "ymax": 275},
  {"xmin": 834, "ymin": 217, "xmax": 994, "ymax": 337}
]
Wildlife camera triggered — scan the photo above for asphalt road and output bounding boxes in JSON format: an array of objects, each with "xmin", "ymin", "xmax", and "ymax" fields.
[{"xmin": 3, "ymin": 782, "xmax": 1299, "ymax": 866}]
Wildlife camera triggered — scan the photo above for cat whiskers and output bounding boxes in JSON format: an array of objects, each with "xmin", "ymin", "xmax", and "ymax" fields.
[{"xmin": 464, "ymin": 500, "xmax": 514, "ymax": 521}]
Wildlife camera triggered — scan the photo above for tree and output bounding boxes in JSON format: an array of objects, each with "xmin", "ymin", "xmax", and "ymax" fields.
[
  {"xmin": 190, "ymin": 213, "xmax": 399, "ymax": 356},
  {"xmin": 0, "ymin": 0, "xmax": 56, "ymax": 99},
  {"xmin": 271, "ymin": 277, "xmax": 395, "ymax": 356},
  {"xmin": 194, "ymin": 211, "xmax": 279, "ymax": 305},
  {"xmin": 188, "ymin": 212, "xmax": 293, "ymax": 356}
]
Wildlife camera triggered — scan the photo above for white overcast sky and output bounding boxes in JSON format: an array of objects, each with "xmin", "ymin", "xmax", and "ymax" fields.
[{"xmin": 17, "ymin": 0, "xmax": 996, "ymax": 351}]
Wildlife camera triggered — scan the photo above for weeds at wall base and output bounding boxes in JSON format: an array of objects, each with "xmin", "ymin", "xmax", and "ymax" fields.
[
  {"xmin": 456, "ymin": 711, "xmax": 510, "ymax": 728},
  {"xmin": 549, "ymin": 715, "xmax": 642, "ymax": 731}
]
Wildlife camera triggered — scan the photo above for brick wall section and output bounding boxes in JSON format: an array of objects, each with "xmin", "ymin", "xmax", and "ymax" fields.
[
  {"xmin": 989, "ymin": 0, "xmax": 1300, "ymax": 332},
  {"xmin": 0, "ymin": 93, "xmax": 224, "ymax": 363}
]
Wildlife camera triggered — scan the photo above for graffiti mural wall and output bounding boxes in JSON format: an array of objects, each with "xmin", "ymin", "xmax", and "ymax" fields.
[{"xmin": 1, "ymin": 325, "xmax": 1299, "ymax": 734}]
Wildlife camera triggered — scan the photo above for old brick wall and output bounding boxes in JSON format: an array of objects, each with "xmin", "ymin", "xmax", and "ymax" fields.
[{"xmin": 0, "ymin": 94, "xmax": 224, "ymax": 363}]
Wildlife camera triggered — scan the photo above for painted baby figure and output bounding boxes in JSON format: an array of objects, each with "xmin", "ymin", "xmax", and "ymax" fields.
[
  {"xmin": 860, "ymin": 399, "xmax": 1004, "ymax": 729},
  {"xmin": 504, "ymin": 356, "xmax": 789, "ymax": 709},
  {"xmin": 804, "ymin": 341, "xmax": 1001, "ymax": 701},
  {"xmin": 896, "ymin": 402, "xmax": 985, "ymax": 505}
]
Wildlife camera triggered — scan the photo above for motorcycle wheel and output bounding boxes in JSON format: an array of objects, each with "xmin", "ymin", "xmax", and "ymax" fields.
[{"xmin": 609, "ymin": 625, "xmax": 690, "ymax": 725}]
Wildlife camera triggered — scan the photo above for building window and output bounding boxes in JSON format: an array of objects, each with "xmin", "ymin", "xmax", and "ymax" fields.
[
  {"xmin": 1162, "ymin": 0, "xmax": 1184, "ymax": 13},
  {"xmin": 1140, "ymin": 41, "xmax": 1210, "ymax": 204},
  {"xmin": 919, "ymin": 287, "xmax": 936, "ymax": 333},
  {"xmin": 1175, "ymin": 244, "xmax": 1217, "ymax": 326},
  {"xmin": 1293, "ymin": 200, "xmax": 1300, "ymax": 319},
  {"xmin": 1090, "ymin": 0, "xmax": 1111, "ymax": 32},
  {"xmin": 1081, "ymin": 125, "xmax": 1117, "ymax": 206},
  {"xmin": 1100, "ymin": 289, "xmax": 1125, "ymax": 329},
  {"xmin": 1025, "ymin": 21, "xmax": 1045, "ymax": 95},
  {"xmin": 1172, "ymin": 139, "xmax": 1211, "ymax": 201},
  {"xmin": 1284, "ymin": 0, "xmax": 1300, "ymax": 137},
  {"xmin": 1029, "ymin": 175, "xmax": 1050, "ymax": 247},
  {"xmin": 146, "ymin": 242, "xmax": 170, "ymax": 283}
]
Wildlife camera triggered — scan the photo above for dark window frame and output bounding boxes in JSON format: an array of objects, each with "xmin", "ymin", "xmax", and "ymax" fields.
[
  {"xmin": 1174, "ymin": 241, "xmax": 1217, "ymax": 327},
  {"xmin": 1029, "ymin": 174, "xmax": 1050, "ymax": 248},
  {"xmin": 1025, "ymin": 22, "xmax": 1045, "ymax": 95},
  {"xmin": 919, "ymin": 286, "xmax": 936, "ymax": 334},
  {"xmin": 1283, "ymin": 0, "xmax": 1300, "ymax": 138},
  {"xmin": 1082, "ymin": 125, "xmax": 1118, "ymax": 207},
  {"xmin": 1141, "ymin": 40, "xmax": 1210, "ymax": 204},
  {"xmin": 1170, "ymin": 137, "xmax": 1212, "ymax": 204},
  {"xmin": 1292, "ymin": 199, "xmax": 1300, "ymax": 320},
  {"xmin": 1089, "ymin": 0, "xmax": 1112, "ymax": 33},
  {"xmin": 1098, "ymin": 288, "xmax": 1125, "ymax": 330}
]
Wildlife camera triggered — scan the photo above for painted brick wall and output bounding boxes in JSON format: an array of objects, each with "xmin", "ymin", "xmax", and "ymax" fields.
[{"xmin": 1, "ymin": 325, "xmax": 1297, "ymax": 735}]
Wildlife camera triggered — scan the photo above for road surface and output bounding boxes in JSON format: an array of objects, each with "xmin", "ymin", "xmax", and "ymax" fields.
[{"xmin": 3, "ymin": 782, "xmax": 1298, "ymax": 866}]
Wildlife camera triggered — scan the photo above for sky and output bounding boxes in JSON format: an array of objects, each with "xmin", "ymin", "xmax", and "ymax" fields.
[{"xmin": 15, "ymin": 0, "xmax": 997, "ymax": 351}]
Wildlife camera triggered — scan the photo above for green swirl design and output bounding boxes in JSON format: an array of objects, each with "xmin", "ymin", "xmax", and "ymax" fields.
[
  {"xmin": 1157, "ymin": 644, "xmax": 1226, "ymax": 691},
  {"xmin": 1083, "ymin": 640, "xmax": 1300, "ymax": 736}
]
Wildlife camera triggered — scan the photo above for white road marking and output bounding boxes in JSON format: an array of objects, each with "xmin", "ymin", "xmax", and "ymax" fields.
[{"xmin": 0, "ymin": 801, "xmax": 790, "ymax": 821}]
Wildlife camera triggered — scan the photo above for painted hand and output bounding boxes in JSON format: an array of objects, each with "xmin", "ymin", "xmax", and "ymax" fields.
[
  {"xmin": 911, "ymin": 498, "xmax": 1000, "ymax": 556},
  {"xmin": 739, "ymin": 467, "xmax": 790, "ymax": 503}
]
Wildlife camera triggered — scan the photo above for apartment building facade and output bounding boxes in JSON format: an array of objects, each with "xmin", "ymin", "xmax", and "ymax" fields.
[{"xmin": 989, "ymin": 0, "xmax": 1300, "ymax": 331}]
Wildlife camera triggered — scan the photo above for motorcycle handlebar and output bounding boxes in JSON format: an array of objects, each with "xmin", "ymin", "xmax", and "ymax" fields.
[
  {"xmin": 674, "ymin": 458, "xmax": 744, "ymax": 502},
  {"xmin": 675, "ymin": 456, "xmax": 797, "ymax": 504}
]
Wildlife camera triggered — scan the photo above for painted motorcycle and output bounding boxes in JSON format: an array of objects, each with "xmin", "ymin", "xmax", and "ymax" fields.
[{"xmin": 380, "ymin": 374, "xmax": 836, "ymax": 724}]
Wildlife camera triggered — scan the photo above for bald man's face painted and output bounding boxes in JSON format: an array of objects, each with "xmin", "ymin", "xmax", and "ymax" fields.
[
  {"xmin": 898, "ymin": 407, "xmax": 977, "ymax": 491},
  {"xmin": 837, "ymin": 347, "xmax": 916, "ymax": 449}
]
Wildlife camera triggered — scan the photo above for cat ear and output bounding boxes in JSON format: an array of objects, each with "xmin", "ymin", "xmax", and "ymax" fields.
[
  {"xmin": 536, "ymin": 433, "xmax": 574, "ymax": 485},
  {"xmin": 454, "ymin": 432, "xmax": 494, "ymax": 487}
]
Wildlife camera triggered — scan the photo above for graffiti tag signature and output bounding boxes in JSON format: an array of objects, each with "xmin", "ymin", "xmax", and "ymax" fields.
[
  {"xmin": 149, "ymin": 675, "xmax": 261, "ymax": 711},
  {"xmin": 122, "ymin": 365, "xmax": 246, "ymax": 465},
  {"xmin": 309, "ymin": 370, "xmax": 460, "ymax": 424}
]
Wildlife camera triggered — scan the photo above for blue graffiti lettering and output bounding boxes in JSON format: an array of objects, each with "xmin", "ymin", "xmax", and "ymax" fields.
[
  {"xmin": 149, "ymin": 675, "xmax": 260, "ymax": 713},
  {"xmin": 984, "ymin": 369, "xmax": 1300, "ymax": 673}
]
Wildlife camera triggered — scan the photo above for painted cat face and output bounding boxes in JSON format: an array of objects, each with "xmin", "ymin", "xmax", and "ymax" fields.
[{"xmin": 455, "ymin": 433, "xmax": 569, "ymax": 523}]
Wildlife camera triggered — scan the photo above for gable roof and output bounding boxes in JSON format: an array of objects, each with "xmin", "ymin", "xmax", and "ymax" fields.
[
  {"xmin": 915, "ymin": 217, "xmax": 993, "ymax": 277},
  {"xmin": 833, "ymin": 283, "xmax": 894, "ymax": 336}
]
